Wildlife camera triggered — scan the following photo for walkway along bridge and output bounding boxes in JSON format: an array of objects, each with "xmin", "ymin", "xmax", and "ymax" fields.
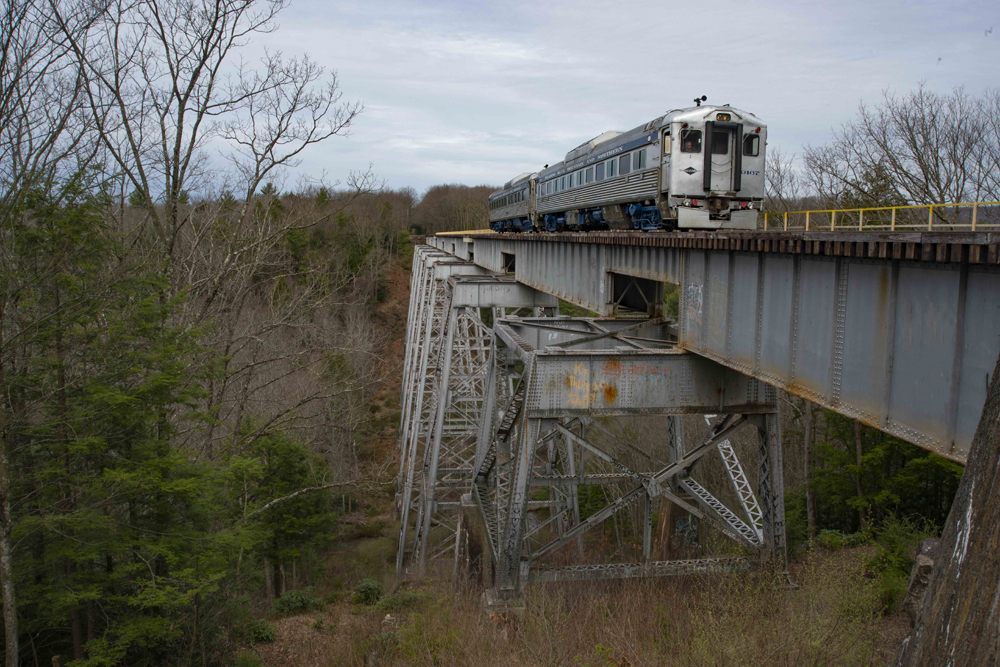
[{"xmin": 396, "ymin": 226, "xmax": 1000, "ymax": 600}]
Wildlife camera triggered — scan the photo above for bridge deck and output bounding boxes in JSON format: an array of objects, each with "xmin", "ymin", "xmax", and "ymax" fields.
[
  {"xmin": 429, "ymin": 232, "xmax": 1000, "ymax": 463},
  {"xmin": 450, "ymin": 230, "xmax": 1000, "ymax": 265}
]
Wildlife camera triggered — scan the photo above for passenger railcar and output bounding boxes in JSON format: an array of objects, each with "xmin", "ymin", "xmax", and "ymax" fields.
[
  {"xmin": 488, "ymin": 172, "xmax": 535, "ymax": 232},
  {"xmin": 488, "ymin": 100, "xmax": 766, "ymax": 232}
]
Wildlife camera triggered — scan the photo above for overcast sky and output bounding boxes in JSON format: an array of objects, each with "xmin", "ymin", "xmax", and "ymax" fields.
[{"xmin": 258, "ymin": 0, "xmax": 999, "ymax": 194}]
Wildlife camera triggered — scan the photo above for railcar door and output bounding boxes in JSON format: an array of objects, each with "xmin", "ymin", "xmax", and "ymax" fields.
[
  {"xmin": 669, "ymin": 123, "xmax": 705, "ymax": 197},
  {"xmin": 660, "ymin": 128, "xmax": 671, "ymax": 192},
  {"xmin": 703, "ymin": 120, "xmax": 742, "ymax": 195}
]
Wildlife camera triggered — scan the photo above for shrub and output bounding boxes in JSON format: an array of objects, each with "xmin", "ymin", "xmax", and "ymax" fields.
[
  {"xmin": 352, "ymin": 577, "xmax": 383, "ymax": 605},
  {"xmin": 376, "ymin": 591, "xmax": 424, "ymax": 613},
  {"xmin": 817, "ymin": 529, "xmax": 867, "ymax": 551},
  {"xmin": 243, "ymin": 619, "xmax": 277, "ymax": 644},
  {"xmin": 272, "ymin": 588, "xmax": 322, "ymax": 615},
  {"xmin": 784, "ymin": 491, "xmax": 809, "ymax": 558},
  {"xmin": 867, "ymin": 515, "xmax": 936, "ymax": 611},
  {"xmin": 234, "ymin": 651, "xmax": 265, "ymax": 667}
]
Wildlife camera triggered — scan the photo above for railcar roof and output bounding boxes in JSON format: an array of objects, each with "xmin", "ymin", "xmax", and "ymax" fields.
[
  {"xmin": 537, "ymin": 105, "xmax": 764, "ymax": 180},
  {"xmin": 490, "ymin": 172, "xmax": 536, "ymax": 198}
]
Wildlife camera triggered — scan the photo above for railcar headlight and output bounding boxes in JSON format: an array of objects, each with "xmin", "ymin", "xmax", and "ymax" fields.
[{"xmin": 683, "ymin": 199, "xmax": 691, "ymax": 206}]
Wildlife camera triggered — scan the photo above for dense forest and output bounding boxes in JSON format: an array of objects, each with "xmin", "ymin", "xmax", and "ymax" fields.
[{"xmin": 1, "ymin": 0, "xmax": 996, "ymax": 662}]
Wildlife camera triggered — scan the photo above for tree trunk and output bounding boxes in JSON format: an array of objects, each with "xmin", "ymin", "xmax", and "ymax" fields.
[
  {"xmin": 896, "ymin": 351, "xmax": 1000, "ymax": 665},
  {"xmin": 803, "ymin": 402, "xmax": 817, "ymax": 540},
  {"xmin": 0, "ymin": 409, "xmax": 19, "ymax": 667},
  {"xmin": 853, "ymin": 420, "xmax": 867, "ymax": 531}
]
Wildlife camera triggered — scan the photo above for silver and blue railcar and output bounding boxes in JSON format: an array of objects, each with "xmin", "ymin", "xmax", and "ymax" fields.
[
  {"xmin": 488, "ymin": 172, "xmax": 536, "ymax": 232},
  {"xmin": 493, "ymin": 101, "xmax": 766, "ymax": 232}
]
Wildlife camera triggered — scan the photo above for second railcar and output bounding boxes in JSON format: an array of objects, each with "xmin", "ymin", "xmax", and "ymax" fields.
[{"xmin": 488, "ymin": 172, "xmax": 536, "ymax": 232}]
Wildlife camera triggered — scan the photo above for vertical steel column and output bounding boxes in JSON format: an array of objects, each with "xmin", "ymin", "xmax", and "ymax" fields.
[
  {"xmin": 643, "ymin": 492, "xmax": 653, "ymax": 561},
  {"xmin": 396, "ymin": 261, "xmax": 451, "ymax": 577},
  {"xmin": 498, "ymin": 411, "xmax": 541, "ymax": 597},
  {"xmin": 416, "ymin": 290, "xmax": 457, "ymax": 576},
  {"xmin": 564, "ymin": 429, "xmax": 584, "ymax": 558},
  {"xmin": 753, "ymin": 396, "xmax": 787, "ymax": 571}
]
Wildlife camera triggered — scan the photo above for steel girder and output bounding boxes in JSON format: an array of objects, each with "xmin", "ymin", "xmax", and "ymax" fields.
[
  {"xmin": 446, "ymin": 235, "xmax": 1000, "ymax": 463},
  {"xmin": 469, "ymin": 318, "xmax": 787, "ymax": 597},
  {"xmin": 396, "ymin": 252, "xmax": 557, "ymax": 580}
]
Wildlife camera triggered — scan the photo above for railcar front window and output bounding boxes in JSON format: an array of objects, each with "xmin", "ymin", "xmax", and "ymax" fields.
[
  {"xmin": 595, "ymin": 163, "xmax": 605, "ymax": 181},
  {"xmin": 680, "ymin": 130, "xmax": 701, "ymax": 153},
  {"xmin": 619, "ymin": 154, "xmax": 631, "ymax": 175},
  {"xmin": 743, "ymin": 134, "xmax": 759, "ymax": 156},
  {"xmin": 608, "ymin": 160, "xmax": 616, "ymax": 178},
  {"xmin": 586, "ymin": 168, "xmax": 593, "ymax": 183},
  {"xmin": 712, "ymin": 131, "xmax": 728, "ymax": 155}
]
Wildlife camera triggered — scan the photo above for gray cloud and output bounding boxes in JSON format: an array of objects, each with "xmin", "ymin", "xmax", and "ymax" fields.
[{"xmin": 260, "ymin": 0, "xmax": 999, "ymax": 193}]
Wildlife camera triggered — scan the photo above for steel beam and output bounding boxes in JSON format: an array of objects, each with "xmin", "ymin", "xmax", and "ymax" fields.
[
  {"xmin": 397, "ymin": 261, "xmax": 558, "ymax": 581},
  {"xmin": 449, "ymin": 235, "xmax": 1000, "ymax": 462},
  {"xmin": 399, "ymin": 245, "xmax": 789, "ymax": 599},
  {"xmin": 470, "ymin": 317, "xmax": 782, "ymax": 596},
  {"xmin": 528, "ymin": 557, "xmax": 749, "ymax": 583}
]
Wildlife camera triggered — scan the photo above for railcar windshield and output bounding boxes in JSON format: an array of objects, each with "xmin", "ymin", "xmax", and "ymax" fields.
[
  {"xmin": 711, "ymin": 131, "xmax": 729, "ymax": 155},
  {"xmin": 680, "ymin": 130, "xmax": 702, "ymax": 153}
]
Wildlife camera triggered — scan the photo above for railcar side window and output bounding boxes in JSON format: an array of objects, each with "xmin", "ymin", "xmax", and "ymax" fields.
[
  {"xmin": 595, "ymin": 163, "xmax": 605, "ymax": 181},
  {"xmin": 743, "ymin": 134, "xmax": 760, "ymax": 156},
  {"xmin": 608, "ymin": 160, "xmax": 616, "ymax": 178},
  {"xmin": 586, "ymin": 168, "xmax": 593, "ymax": 183},
  {"xmin": 680, "ymin": 130, "xmax": 701, "ymax": 153},
  {"xmin": 712, "ymin": 131, "xmax": 728, "ymax": 155},
  {"xmin": 634, "ymin": 149, "xmax": 646, "ymax": 170},
  {"xmin": 619, "ymin": 154, "xmax": 631, "ymax": 175}
]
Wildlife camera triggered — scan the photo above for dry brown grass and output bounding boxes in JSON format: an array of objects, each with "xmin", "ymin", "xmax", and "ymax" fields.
[{"xmin": 249, "ymin": 546, "xmax": 908, "ymax": 667}]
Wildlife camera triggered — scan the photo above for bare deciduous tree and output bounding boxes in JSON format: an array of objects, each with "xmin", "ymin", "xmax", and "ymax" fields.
[
  {"xmin": 804, "ymin": 86, "xmax": 1000, "ymax": 208},
  {"xmin": 53, "ymin": 0, "xmax": 363, "ymax": 259},
  {"xmin": 47, "ymin": 0, "xmax": 394, "ymax": 463},
  {"xmin": 763, "ymin": 148, "xmax": 807, "ymax": 224}
]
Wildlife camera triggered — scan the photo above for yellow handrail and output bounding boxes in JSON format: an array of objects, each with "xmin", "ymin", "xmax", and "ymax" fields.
[{"xmin": 764, "ymin": 200, "xmax": 1000, "ymax": 232}]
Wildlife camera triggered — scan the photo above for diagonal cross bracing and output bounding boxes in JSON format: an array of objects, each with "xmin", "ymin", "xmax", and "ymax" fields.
[
  {"xmin": 397, "ymin": 246, "xmax": 790, "ymax": 597},
  {"xmin": 467, "ymin": 316, "xmax": 787, "ymax": 597},
  {"xmin": 396, "ymin": 258, "xmax": 558, "ymax": 580}
]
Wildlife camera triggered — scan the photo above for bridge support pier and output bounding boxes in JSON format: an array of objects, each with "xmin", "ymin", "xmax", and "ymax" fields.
[
  {"xmin": 399, "ymin": 245, "xmax": 789, "ymax": 597},
  {"xmin": 396, "ymin": 249, "xmax": 558, "ymax": 581},
  {"xmin": 470, "ymin": 316, "xmax": 786, "ymax": 599}
]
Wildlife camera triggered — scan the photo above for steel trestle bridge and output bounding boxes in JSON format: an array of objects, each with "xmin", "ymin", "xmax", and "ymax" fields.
[{"xmin": 397, "ymin": 227, "xmax": 1000, "ymax": 599}]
